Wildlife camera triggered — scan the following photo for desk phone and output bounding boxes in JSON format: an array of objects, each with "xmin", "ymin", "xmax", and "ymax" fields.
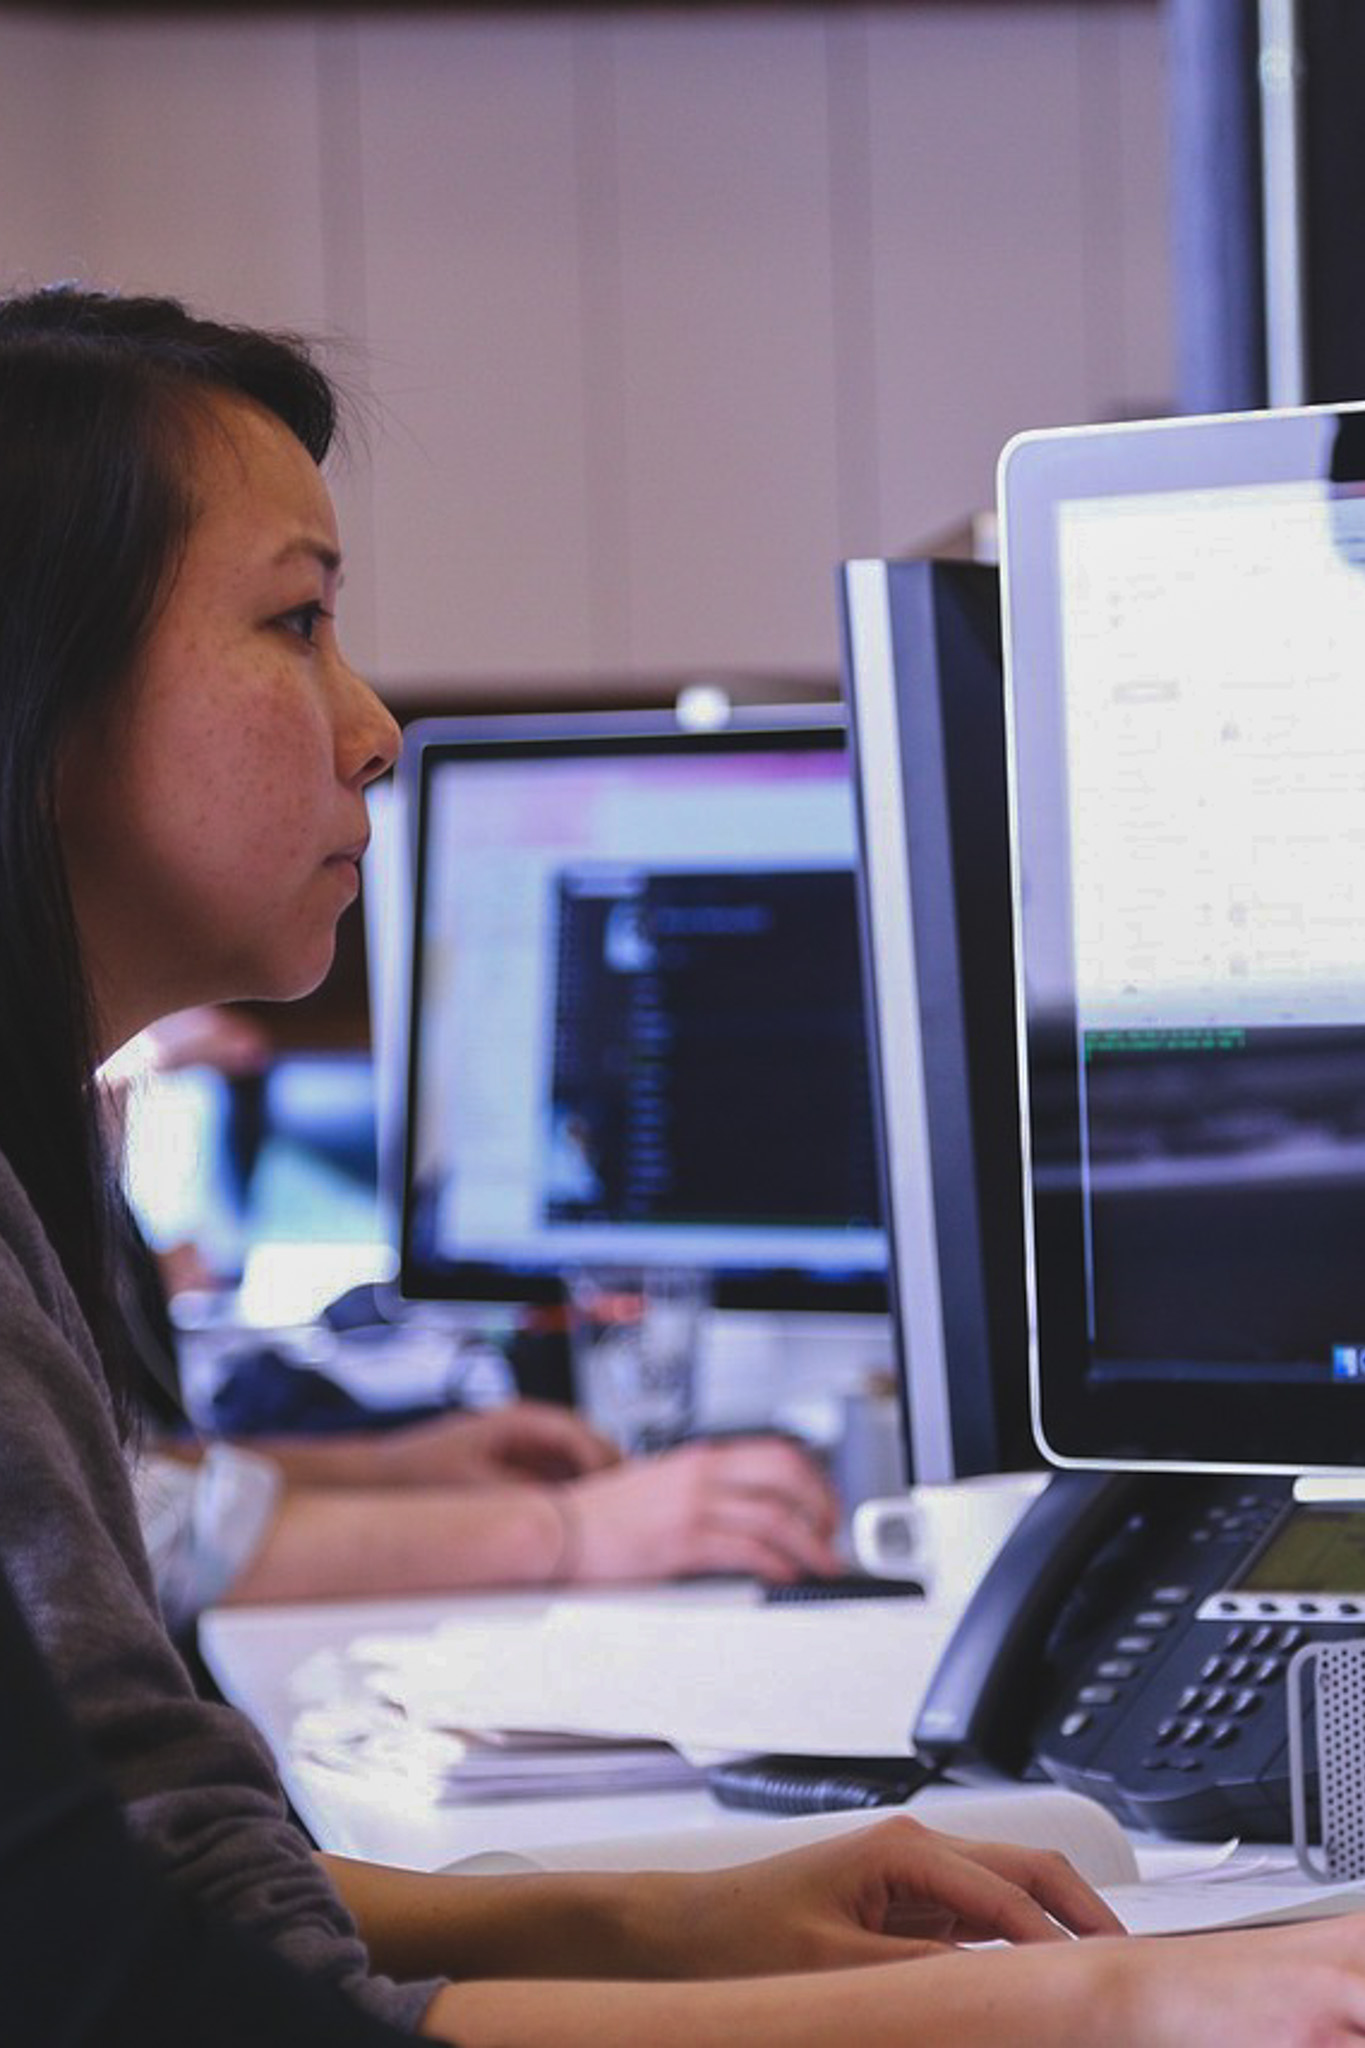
[{"xmin": 913, "ymin": 1471, "xmax": 1365, "ymax": 1840}]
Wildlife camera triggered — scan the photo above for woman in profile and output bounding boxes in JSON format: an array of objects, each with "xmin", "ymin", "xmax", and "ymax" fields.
[{"xmin": 1, "ymin": 282, "xmax": 1363, "ymax": 2046}]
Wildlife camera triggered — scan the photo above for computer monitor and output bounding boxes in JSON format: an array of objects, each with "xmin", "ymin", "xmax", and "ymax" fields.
[
  {"xmin": 1003, "ymin": 400, "xmax": 1365, "ymax": 1473},
  {"xmin": 840, "ymin": 557, "xmax": 1038, "ymax": 1482},
  {"xmin": 397, "ymin": 706, "xmax": 888, "ymax": 1315}
]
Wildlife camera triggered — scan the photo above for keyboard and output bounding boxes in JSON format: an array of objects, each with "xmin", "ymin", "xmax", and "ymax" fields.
[{"xmin": 764, "ymin": 1571, "xmax": 924, "ymax": 1604}]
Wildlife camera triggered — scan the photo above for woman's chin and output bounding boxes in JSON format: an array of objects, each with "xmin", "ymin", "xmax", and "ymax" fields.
[
  {"xmin": 276, "ymin": 952, "xmax": 336, "ymax": 1003},
  {"xmin": 229, "ymin": 940, "xmax": 338, "ymax": 1009}
]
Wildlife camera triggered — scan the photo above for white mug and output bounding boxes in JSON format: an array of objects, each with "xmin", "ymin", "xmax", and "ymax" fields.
[{"xmin": 852, "ymin": 1472, "xmax": 1049, "ymax": 1604}]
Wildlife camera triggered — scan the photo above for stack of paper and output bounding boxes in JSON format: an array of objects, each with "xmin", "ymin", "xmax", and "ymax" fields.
[
  {"xmin": 286, "ymin": 1593, "xmax": 945, "ymax": 1802},
  {"xmin": 290, "ymin": 1695, "xmax": 707, "ymax": 1803}
]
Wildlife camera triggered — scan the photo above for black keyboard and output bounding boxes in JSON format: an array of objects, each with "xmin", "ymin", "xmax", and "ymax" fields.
[{"xmin": 764, "ymin": 1571, "xmax": 924, "ymax": 1603}]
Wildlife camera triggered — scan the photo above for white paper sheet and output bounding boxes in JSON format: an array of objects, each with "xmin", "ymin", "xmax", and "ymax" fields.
[
  {"xmin": 1105, "ymin": 1875, "xmax": 1365, "ymax": 1937},
  {"xmin": 446, "ymin": 1784, "xmax": 1140, "ymax": 1883},
  {"xmin": 357, "ymin": 1597, "xmax": 952, "ymax": 1758}
]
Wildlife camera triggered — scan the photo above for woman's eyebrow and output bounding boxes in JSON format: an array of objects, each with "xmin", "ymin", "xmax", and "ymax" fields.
[{"xmin": 270, "ymin": 536, "xmax": 342, "ymax": 575}]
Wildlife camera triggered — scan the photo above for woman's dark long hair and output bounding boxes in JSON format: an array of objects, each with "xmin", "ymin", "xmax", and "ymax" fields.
[{"xmin": 0, "ymin": 286, "xmax": 340, "ymax": 1432}]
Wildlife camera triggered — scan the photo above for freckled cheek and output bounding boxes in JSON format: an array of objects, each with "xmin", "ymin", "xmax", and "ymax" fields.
[
  {"xmin": 231, "ymin": 764, "xmax": 316, "ymax": 880},
  {"xmin": 199, "ymin": 711, "xmax": 321, "ymax": 860},
  {"xmin": 148, "ymin": 661, "xmax": 335, "ymax": 880}
]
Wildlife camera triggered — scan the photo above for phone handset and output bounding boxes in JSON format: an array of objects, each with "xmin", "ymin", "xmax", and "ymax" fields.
[{"xmin": 911, "ymin": 1468, "xmax": 1152, "ymax": 1777}]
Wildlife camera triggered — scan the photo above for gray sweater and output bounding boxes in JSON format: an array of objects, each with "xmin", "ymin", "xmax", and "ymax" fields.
[{"xmin": 0, "ymin": 1152, "xmax": 442, "ymax": 2033}]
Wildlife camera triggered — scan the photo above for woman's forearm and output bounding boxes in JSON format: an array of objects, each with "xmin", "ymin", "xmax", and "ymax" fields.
[
  {"xmin": 222, "ymin": 1484, "xmax": 564, "ymax": 1602},
  {"xmin": 322, "ymin": 1857, "xmax": 682, "ymax": 1983},
  {"xmin": 239, "ymin": 1429, "xmax": 405, "ymax": 1488},
  {"xmin": 419, "ymin": 1943, "xmax": 1126, "ymax": 2048}
]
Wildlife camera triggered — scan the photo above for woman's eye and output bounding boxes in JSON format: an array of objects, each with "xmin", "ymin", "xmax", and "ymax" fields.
[{"xmin": 277, "ymin": 601, "xmax": 331, "ymax": 646}]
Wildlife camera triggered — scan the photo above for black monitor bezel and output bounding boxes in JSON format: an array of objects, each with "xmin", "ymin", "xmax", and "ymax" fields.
[
  {"xmin": 1004, "ymin": 399, "xmax": 1365, "ymax": 1473},
  {"xmin": 397, "ymin": 705, "xmax": 889, "ymax": 1314},
  {"xmin": 840, "ymin": 556, "xmax": 1040, "ymax": 1483}
]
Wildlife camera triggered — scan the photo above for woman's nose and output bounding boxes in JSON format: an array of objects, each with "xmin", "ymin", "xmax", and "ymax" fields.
[{"xmin": 336, "ymin": 660, "xmax": 401, "ymax": 788}]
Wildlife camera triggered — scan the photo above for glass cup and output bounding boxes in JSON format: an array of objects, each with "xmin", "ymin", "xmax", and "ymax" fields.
[{"xmin": 566, "ymin": 1266, "xmax": 708, "ymax": 1455}]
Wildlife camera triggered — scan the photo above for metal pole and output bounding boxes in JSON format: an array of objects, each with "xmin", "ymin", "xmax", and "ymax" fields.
[{"xmin": 1258, "ymin": 0, "xmax": 1309, "ymax": 405}]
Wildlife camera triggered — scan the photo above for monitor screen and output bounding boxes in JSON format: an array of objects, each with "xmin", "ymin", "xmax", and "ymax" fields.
[
  {"xmin": 1004, "ymin": 400, "xmax": 1365, "ymax": 1472},
  {"xmin": 398, "ymin": 707, "xmax": 888, "ymax": 1310},
  {"xmin": 126, "ymin": 1049, "xmax": 381, "ymax": 1278},
  {"xmin": 841, "ymin": 557, "xmax": 1038, "ymax": 1482}
]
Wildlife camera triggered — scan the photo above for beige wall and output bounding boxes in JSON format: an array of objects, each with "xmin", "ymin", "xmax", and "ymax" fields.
[{"xmin": 0, "ymin": 3, "xmax": 1170, "ymax": 697}]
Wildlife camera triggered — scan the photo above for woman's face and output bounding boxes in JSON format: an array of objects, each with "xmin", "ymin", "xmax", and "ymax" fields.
[{"xmin": 59, "ymin": 393, "xmax": 400, "ymax": 1054}]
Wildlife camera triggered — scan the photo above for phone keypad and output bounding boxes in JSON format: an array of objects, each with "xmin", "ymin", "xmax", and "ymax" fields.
[
  {"xmin": 1054, "ymin": 1608, "xmax": 1300, "ymax": 1771},
  {"xmin": 1134, "ymin": 1620, "xmax": 1298, "ymax": 1771}
]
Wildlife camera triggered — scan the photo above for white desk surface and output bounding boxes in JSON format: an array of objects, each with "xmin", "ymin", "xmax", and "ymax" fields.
[{"xmin": 201, "ymin": 1583, "xmax": 824, "ymax": 1871}]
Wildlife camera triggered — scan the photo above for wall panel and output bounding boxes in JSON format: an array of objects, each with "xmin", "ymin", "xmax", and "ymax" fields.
[
  {"xmin": 863, "ymin": 6, "xmax": 1092, "ymax": 556},
  {"xmin": 69, "ymin": 19, "xmax": 330, "ymax": 327},
  {"xmin": 0, "ymin": 18, "xmax": 81, "ymax": 285},
  {"xmin": 354, "ymin": 17, "xmax": 596, "ymax": 689},
  {"xmin": 605, "ymin": 14, "xmax": 844, "ymax": 674}
]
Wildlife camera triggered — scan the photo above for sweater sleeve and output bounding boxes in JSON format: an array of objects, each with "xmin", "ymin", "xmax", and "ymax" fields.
[
  {"xmin": 0, "ymin": 1544, "xmax": 428, "ymax": 2048},
  {"xmin": 0, "ymin": 1178, "xmax": 443, "ymax": 2034}
]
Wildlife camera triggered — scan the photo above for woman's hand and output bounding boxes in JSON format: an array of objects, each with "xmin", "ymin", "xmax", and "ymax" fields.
[
  {"xmin": 650, "ymin": 1812, "xmax": 1124, "ymax": 1979},
  {"xmin": 566, "ymin": 1436, "xmax": 844, "ymax": 1583},
  {"xmin": 889, "ymin": 1915, "xmax": 1365, "ymax": 2048},
  {"xmin": 1099, "ymin": 1915, "xmax": 1365, "ymax": 2048},
  {"xmin": 379, "ymin": 1422, "xmax": 846, "ymax": 1583}
]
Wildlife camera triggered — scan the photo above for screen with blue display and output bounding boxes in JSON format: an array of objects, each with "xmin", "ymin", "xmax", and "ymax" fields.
[{"xmin": 399, "ymin": 708, "xmax": 887, "ymax": 1310}]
